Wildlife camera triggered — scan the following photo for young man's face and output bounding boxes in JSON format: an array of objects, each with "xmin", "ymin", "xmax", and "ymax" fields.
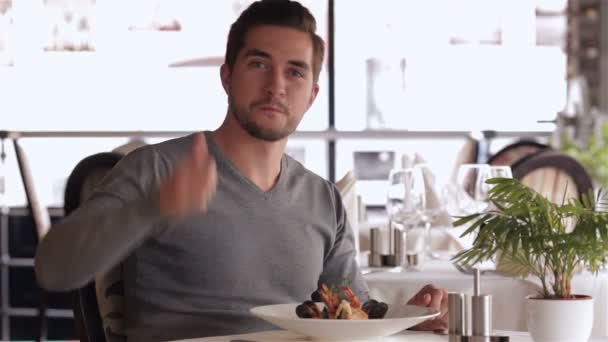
[{"xmin": 221, "ymin": 25, "xmax": 319, "ymax": 142}]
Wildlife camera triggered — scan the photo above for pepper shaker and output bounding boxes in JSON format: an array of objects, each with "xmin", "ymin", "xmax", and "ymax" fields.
[
  {"xmin": 448, "ymin": 292, "xmax": 466, "ymax": 341},
  {"xmin": 369, "ymin": 228, "xmax": 382, "ymax": 267},
  {"xmin": 471, "ymin": 269, "xmax": 492, "ymax": 337}
]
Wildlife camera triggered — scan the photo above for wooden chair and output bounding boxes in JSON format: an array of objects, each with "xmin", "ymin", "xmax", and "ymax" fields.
[
  {"xmin": 487, "ymin": 140, "xmax": 550, "ymax": 167},
  {"xmin": 511, "ymin": 150, "xmax": 593, "ymax": 205},
  {"xmin": 496, "ymin": 150, "xmax": 593, "ymax": 275}
]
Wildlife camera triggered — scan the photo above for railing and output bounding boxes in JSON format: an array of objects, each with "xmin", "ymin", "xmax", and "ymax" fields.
[{"xmin": 0, "ymin": 129, "xmax": 553, "ymax": 140}]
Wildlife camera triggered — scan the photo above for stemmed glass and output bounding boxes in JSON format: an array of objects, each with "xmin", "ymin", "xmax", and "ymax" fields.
[
  {"xmin": 489, "ymin": 165, "xmax": 513, "ymax": 179},
  {"xmin": 413, "ymin": 164, "xmax": 445, "ymax": 259},
  {"xmin": 486, "ymin": 165, "xmax": 513, "ymax": 264},
  {"xmin": 386, "ymin": 168, "xmax": 423, "ymax": 270},
  {"xmin": 455, "ymin": 164, "xmax": 492, "ymax": 215},
  {"xmin": 456, "ymin": 164, "xmax": 511, "ymax": 269}
]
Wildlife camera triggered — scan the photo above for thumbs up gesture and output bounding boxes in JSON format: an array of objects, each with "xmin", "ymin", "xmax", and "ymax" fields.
[{"xmin": 160, "ymin": 133, "xmax": 218, "ymax": 218}]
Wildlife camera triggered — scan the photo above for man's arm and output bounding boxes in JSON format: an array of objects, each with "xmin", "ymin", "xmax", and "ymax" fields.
[
  {"xmin": 36, "ymin": 133, "xmax": 217, "ymax": 291},
  {"xmin": 35, "ymin": 146, "xmax": 168, "ymax": 291}
]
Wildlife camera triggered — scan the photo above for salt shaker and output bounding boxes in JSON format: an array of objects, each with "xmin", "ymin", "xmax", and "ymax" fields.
[
  {"xmin": 472, "ymin": 269, "xmax": 492, "ymax": 337},
  {"xmin": 369, "ymin": 228, "xmax": 382, "ymax": 267},
  {"xmin": 448, "ymin": 292, "xmax": 466, "ymax": 341},
  {"xmin": 393, "ymin": 228, "xmax": 406, "ymax": 266}
]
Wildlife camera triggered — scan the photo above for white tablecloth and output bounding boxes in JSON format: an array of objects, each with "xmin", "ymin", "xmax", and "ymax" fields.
[
  {"xmin": 363, "ymin": 259, "xmax": 608, "ymax": 337},
  {"xmin": 174, "ymin": 329, "xmax": 608, "ymax": 341},
  {"xmin": 572, "ymin": 270, "xmax": 608, "ymax": 337}
]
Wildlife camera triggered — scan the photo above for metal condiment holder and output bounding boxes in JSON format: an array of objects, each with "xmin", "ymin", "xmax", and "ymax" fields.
[
  {"xmin": 448, "ymin": 268, "xmax": 509, "ymax": 342},
  {"xmin": 370, "ymin": 226, "xmax": 400, "ymax": 267},
  {"xmin": 369, "ymin": 225, "xmax": 420, "ymax": 268}
]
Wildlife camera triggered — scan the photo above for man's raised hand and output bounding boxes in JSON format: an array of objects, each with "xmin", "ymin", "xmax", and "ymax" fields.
[{"xmin": 160, "ymin": 133, "xmax": 218, "ymax": 218}]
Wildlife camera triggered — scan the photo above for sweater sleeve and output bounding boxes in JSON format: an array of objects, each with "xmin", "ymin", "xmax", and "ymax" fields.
[
  {"xmin": 316, "ymin": 183, "xmax": 369, "ymax": 302},
  {"xmin": 35, "ymin": 146, "xmax": 169, "ymax": 291}
]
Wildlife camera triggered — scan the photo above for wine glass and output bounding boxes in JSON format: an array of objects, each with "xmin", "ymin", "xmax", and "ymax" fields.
[
  {"xmin": 456, "ymin": 164, "xmax": 499, "ymax": 269},
  {"xmin": 413, "ymin": 164, "xmax": 444, "ymax": 259},
  {"xmin": 486, "ymin": 165, "xmax": 513, "ymax": 209},
  {"xmin": 456, "ymin": 164, "xmax": 491, "ymax": 215},
  {"xmin": 386, "ymin": 168, "xmax": 423, "ymax": 270},
  {"xmin": 489, "ymin": 165, "xmax": 513, "ymax": 179}
]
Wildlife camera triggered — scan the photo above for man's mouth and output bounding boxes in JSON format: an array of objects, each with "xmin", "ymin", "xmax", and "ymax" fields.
[{"xmin": 257, "ymin": 104, "xmax": 285, "ymax": 114}]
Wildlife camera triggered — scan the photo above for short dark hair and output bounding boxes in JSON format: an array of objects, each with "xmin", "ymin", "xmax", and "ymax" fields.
[{"xmin": 225, "ymin": 0, "xmax": 325, "ymax": 82}]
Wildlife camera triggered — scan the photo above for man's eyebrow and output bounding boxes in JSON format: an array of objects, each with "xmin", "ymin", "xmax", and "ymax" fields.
[
  {"xmin": 288, "ymin": 60, "xmax": 310, "ymax": 71},
  {"xmin": 244, "ymin": 49, "xmax": 271, "ymax": 59}
]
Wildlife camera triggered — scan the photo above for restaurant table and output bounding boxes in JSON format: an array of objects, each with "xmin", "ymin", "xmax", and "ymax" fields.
[
  {"xmin": 173, "ymin": 329, "xmax": 608, "ymax": 341},
  {"xmin": 362, "ymin": 258, "xmax": 608, "ymax": 336}
]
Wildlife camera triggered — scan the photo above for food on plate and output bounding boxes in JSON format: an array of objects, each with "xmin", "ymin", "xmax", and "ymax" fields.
[
  {"xmin": 295, "ymin": 284, "xmax": 389, "ymax": 320},
  {"xmin": 362, "ymin": 299, "xmax": 389, "ymax": 319},
  {"xmin": 295, "ymin": 300, "xmax": 322, "ymax": 318}
]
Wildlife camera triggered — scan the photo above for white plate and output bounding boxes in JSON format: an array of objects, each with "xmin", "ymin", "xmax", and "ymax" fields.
[{"xmin": 250, "ymin": 303, "xmax": 439, "ymax": 341}]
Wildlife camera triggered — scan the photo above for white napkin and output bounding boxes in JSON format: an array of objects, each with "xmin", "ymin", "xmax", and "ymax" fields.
[
  {"xmin": 412, "ymin": 154, "xmax": 452, "ymax": 227},
  {"xmin": 336, "ymin": 171, "xmax": 360, "ymax": 262}
]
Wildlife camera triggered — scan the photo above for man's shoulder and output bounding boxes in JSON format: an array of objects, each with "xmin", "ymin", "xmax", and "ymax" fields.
[
  {"xmin": 284, "ymin": 154, "xmax": 333, "ymax": 189},
  {"xmin": 151, "ymin": 133, "xmax": 197, "ymax": 155},
  {"xmin": 128, "ymin": 133, "xmax": 195, "ymax": 163}
]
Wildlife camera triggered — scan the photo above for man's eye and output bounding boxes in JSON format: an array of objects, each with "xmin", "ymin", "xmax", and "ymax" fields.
[
  {"xmin": 290, "ymin": 69, "xmax": 304, "ymax": 78},
  {"xmin": 250, "ymin": 61, "xmax": 267, "ymax": 69}
]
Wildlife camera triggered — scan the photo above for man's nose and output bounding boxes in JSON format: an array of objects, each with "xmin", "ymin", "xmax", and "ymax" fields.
[{"xmin": 264, "ymin": 69, "xmax": 286, "ymax": 97}]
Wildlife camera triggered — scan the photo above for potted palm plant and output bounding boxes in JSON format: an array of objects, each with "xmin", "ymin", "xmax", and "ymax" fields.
[{"xmin": 452, "ymin": 177, "xmax": 608, "ymax": 342}]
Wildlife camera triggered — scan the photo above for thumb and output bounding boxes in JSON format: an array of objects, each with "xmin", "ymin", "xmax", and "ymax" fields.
[
  {"xmin": 191, "ymin": 132, "xmax": 208, "ymax": 165},
  {"xmin": 423, "ymin": 293, "xmax": 432, "ymax": 306}
]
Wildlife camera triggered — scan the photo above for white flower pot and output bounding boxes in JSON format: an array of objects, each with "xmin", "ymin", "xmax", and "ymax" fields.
[{"xmin": 526, "ymin": 295, "xmax": 593, "ymax": 342}]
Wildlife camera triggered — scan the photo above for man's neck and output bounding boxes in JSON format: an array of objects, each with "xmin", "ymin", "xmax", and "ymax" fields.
[{"xmin": 211, "ymin": 124, "xmax": 286, "ymax": 192}]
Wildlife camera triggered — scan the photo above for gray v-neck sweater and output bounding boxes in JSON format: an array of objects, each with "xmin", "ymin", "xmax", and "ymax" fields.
[{"xmin": 35, "ymin": 132, "xmax": 368, "ymax": 342}]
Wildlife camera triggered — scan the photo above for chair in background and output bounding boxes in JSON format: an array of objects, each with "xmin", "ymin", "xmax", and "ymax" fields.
[
  {"xmin": 487, "ymin": 140, "xmax": 550, "ymax": 167},
  {"xmin": 496, "ymin": 150, "xmax": 593, "ymax": 276},
  {"xmin": 110, "ymin": 137, "xmax": 147, "ymax": 156},
  {"xmin": 13, "ymin": 139, "xmax": 52, "ymax": 241},
  {"xmin": 13, "ymin": 139, "xmax": 52, "ymax": 341},
  {"xmin": 64, "ymin": 152, "xmax": 125, "ymax": 342},
  {"xmin": 511, "ymin": 150, "xmax": 593, "ymax": 204}
]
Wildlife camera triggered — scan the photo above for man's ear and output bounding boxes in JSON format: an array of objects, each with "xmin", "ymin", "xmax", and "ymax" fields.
[
  {"xmin": 220, "ymin": 64, "xmax": 231, "ymax": 94},
  {"xmin": 308, "ymin": 83, "xmax": 320, "ymax": 108}
]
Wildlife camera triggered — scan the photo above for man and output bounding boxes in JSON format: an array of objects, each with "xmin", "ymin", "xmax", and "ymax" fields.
[{"xmin": 35, "ymin": 1, "xmax": 448, "ymax": 341}]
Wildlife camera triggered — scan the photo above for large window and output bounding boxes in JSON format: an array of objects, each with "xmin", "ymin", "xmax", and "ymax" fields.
[
  {"xmin": 335, "ymin": 0, "xmax": 567, "ymax": 131},
  {"xmin": 0, "ymin": 0, "xmax": 567, "ymax": 208},
  {"xmin": 334, "ymin": 0, "xmax": 566, "ymax": 204},
  {"xmin": 1, "ymin": 0, "xmax": 329, "ymax": 131}
]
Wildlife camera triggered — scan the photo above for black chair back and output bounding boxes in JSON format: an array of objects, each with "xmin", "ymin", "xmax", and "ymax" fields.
[{"xmin": 64, "ymin": 152, "xmax": 123, "ymax": 342}]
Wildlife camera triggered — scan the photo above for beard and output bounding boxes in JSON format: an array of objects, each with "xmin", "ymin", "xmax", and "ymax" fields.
[{"xmin": 228, "ymin": 94, "xmax": 298, "ymax": 142}]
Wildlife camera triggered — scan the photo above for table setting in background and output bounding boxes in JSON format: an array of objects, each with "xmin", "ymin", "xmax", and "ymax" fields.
[
  {"xmin": 352, "ymin": 159, "xmax": 608, "ymax": 340},
  {"xmin": 358, "ymin": 161, "xmax": 510, "ymax": 271}
]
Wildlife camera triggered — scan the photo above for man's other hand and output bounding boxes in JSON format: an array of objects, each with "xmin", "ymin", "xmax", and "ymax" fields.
[
  {"xmin": 160, "ymin": 133, "xmax": 218, "ymax": 217},
  {"xmin": 407, "ymin": 284, "xmax": 448, "ymax": 332}
]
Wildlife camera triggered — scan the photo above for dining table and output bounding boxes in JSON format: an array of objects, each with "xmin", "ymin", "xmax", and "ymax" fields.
[
  {"xmin": 358, "ymin": 227, "xmax": 608, "ymax": 337},
  {"xmin": 175, "ymin": 223, "xmax": 608, "ymax": 342},
  {"xmin": 172, "ymin": 329, "xmax": 608, "ymax": 341},
  {"xmin": 167, "ymin": 256, "xmax": 608, "ymax": 342}
]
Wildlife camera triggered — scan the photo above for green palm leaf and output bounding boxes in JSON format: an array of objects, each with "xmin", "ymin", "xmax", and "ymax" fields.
[{"xmin": 453, "ymin": 177, "xmax": 608, "ymax": 298}]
